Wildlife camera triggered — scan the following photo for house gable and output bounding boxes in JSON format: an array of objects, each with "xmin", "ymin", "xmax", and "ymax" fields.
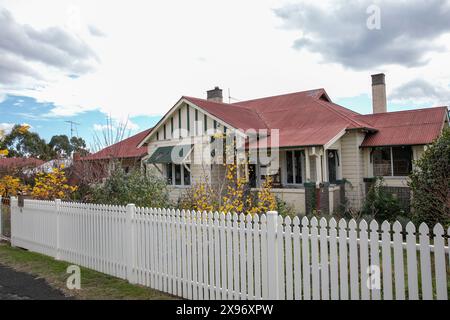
[{"xmin": 138, "ymin": 98, "xmax": 241, "ymax": 148}]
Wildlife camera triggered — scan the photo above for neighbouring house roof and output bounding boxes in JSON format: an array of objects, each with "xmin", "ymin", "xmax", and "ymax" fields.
[
  {"xmin": 0, "ymin": 157, "xmax": 45, "ymax": 173},
  {"xmin": 23, "ymin": 159, "xmax": 73, "ymax": 175},
  {"xmin": 357, "ymin": 107, "xmax": 448, "ymax": 147},
  {"xmin": 82, "ymin": 128, "xmax": 152, "ymax": 161}
]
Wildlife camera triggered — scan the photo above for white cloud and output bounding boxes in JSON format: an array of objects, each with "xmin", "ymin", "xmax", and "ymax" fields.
[
  {"xmin": 0, "ymin": 0, "xmax": 449, "ymax": 122},
  {"xmin": 93, "ymin": 119, "xmax": 139, "ymax": 132},
  {"xmin": 390, "ymin": 79, "xmax": 450, "ymax": 107},
  {"xmin": 0, "ymin": 91, "xmax": 6, "ymax": 103},
  {"xmin": 0, "ymin": 123, "xmax": 15, "ymax": 134}
]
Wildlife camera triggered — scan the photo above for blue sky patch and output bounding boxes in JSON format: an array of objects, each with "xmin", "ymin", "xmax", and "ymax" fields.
[{"xmin": 0, "ymin": 95, "xmax": 162, "ymax": 151}]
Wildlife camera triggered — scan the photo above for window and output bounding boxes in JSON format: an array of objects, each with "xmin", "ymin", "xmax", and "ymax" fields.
[
  {"xmin": 174, "ymin": 164, "xmax": 181, "ymax": 185},
  {"xmin": 195, "ymin": 109, "xmax": 198, "ymax": 135},
  {"xmin": 163, "ymin": 124, "xmax": 166, "ymax": 140},
  {"xmin": 327, "ymin": 150, "xmax": 339, "ymax": 183},
  {"xmin": 166, "ymin": 163, "xmax": 173, "ymax": 184},
  {"xmin": 178, "ymin": 109, "xmax": 182, "ymax": 132},
  {"xmin": 171, "ymin": 117, "xmax": 174, "ymax": 136},
  {"xmin": 373, "ymin": 146, "xmax": 412, "ymax": 176},
  {"xmin": 187, "ymin": 106, "xmax": 190, "ymax": 134},
  {"xmin": 184, "ymin": 164, "xmax": 191, "ymax": 185},
  {"xmin": 285, "ymin": 150, "xmax": 303, "ymax": 184},
  {"xmin": 165, "ymin": 163, "xmax": 191, "ymax": 186},
  {"xmin": 156, "ymin": 131, "xmax": 159, "ymax": 141},
  {"xmin": 204, "ymin": 114, "xmax": 207, "ymax": 133}
]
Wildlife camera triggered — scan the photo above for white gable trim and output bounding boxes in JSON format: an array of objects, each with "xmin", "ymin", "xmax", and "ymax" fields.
[
  {"xmin": 138, "ymin": 98, "xmax": 244, "ymax": 147},
  {"xmin": 323, "ymin": 128, "xmax": 347, "ymax": 150}
]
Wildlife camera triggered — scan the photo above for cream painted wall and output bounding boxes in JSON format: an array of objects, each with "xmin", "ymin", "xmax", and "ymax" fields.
[{"xmin": 340, "ymin": 130, "xmax": 366, "ymax": 209}]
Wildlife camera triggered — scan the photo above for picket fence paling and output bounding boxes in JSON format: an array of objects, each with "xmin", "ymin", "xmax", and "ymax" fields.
[{"xmin": 9, "ymin": 197, "xmax": 450, "ymax": 300}]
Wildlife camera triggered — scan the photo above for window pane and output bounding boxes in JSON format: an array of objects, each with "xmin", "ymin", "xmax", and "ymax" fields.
[
  {"xmin": 249, "ymin": 164, "xmax": 257, "ymax": 188},
  {"xmin": 286, "ymin": 151, "xmax": 293, "ymax": 184},
  {"xmin": 373, "ymin": 147, "xmax": 392, "ymax": 176},
  {"xmin": 174, "ymin": 164, "xmax": 182, "ymax": 185},
  {"xmin": 294, "ymin": 150, "xmax": 302, "ymax": 184},
  {"xmin": 184, "ymin": 165, "xmax": 191, "ymax": 185},
  {"xmin": 166, "ymin": 164, "xmax": 173, "ymax": 184},
  {"xmin": 328, "ymin": 150, "xmax": 338, "ymax": 183},
  {"xmin": 392, "ymin": 146, "xmax": 412, "ymax": 176}
]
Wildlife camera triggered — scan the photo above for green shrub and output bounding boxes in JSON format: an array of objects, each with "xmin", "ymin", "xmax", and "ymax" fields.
[
  {"xmin": 361, "ymin": 177, "xmax": 404, "ymax": 222},
  {"xmin": 408, "ymin": 127, "xmax": 450, "ymax": 227},
  {"xmin": 276, "ymin": 196, "xmax": 297, "ymax": 219},
  {"xmin": 90, "ymin": 165, "xmax": 171, "ymax": 208}
]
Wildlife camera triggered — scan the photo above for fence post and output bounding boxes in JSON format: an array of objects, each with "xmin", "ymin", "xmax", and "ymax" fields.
[
  {"xmin": 55, "ymin": 199, "xmax": 61, "ymax": 260},
  {"xmin": 10, "ymin": 196, "xmax": 17, "ymax": 247},
  {"xmin": 126, "ymin": 203, "xmax": 137, "ymax": 284},
  {"xmin": 267, "ymin": 210, "xmax": 279, "ymax": 300}
]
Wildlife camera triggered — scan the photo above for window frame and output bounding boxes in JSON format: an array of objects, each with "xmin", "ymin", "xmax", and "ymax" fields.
[
  {"xmin": 373, "ymin": 146, "xmax": 413, "ymax": 177},
  {"xmin": 283, "ymin": 149, "xmax": 304, "ymax": 186},
  {"xmin": 165, "ymin": 163, "xmax": 191, "ymax": 187}
]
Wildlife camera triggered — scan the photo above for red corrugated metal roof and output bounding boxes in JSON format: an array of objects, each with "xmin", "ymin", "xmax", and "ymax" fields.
[
  {"xmin": 82, "ymin": 128, "xmax": 152, "ymax": 161},
  {"xmin": 357, "ymin": 107, "xmax": 448, "ymax": 147},
  {"xmin": 231, "ymin": 89, "xmax": 375, "ymax": 147},
  {"xmin": 0, "ymin": 157, "xmax": 44, "ymax": 170},
  {"xmin": 183, "ymin": 89, "xmax": 375, "ymax": 148},
  {"xmin": 183, "ymin": 96, "xmax": 268, "ymax": 130},
  {"xmin": 141, "ymin": 89, "xmax": 447, "ymax": 149}
]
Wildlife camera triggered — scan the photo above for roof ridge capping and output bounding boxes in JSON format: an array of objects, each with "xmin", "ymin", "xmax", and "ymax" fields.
[
  {"xmin": 230, "ymin": 88, "xmax": 330, "ymax": 106},
  {"xmin": 314, "ymin": 98, "xmax": 377, "ymax": 131},
  {"xmin": 359, "ymin": 105, "xmax": 448, "ymax": 116}
]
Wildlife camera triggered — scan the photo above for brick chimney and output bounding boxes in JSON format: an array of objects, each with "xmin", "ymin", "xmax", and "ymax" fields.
[
  {"xmin": 207, "ymin": 86, "xmax": 223, "ymax": 103},
  {"xmin": 371, "ymin": 73, "xmax": 387, "ymax": 113}
]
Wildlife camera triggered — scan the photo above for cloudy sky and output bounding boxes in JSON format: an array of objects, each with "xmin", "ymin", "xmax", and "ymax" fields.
[{"xmin": 1, "ymin": 0, "xmax": 450, "ymax": 147}]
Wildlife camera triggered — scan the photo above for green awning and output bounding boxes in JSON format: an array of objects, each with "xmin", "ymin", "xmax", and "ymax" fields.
[{"xmin": 147, "ymin": 145, "xmax": 192, "ymax": 164}]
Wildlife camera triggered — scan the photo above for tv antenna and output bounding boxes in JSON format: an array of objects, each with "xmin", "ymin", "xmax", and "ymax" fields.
[
  {"xmin": 228, "ymin": 88, "xmax": 241, "ymax": 103},
  {"xmin": 65, "ymin": 120, "xmax": 80, "ymax": 138}
]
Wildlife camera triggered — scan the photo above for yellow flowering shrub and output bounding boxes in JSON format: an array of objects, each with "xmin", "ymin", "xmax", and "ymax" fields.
[
  {"xmin": 248, "ymin": 176, "xmax": 277, "ymax": 215},
  {"xmin": 31, "ymin": 166, "xmax": 78, "ymax": 200},
  {"xmin": 179, "ymin": 182, "xmax": 217, "ymax": 212},
  {"xmin": 0, "ymin": 175, "xmax": 30, "ymax": 197},
  {"xmin": 179, "ymin": 132, "xmax": 277, "ymax": 216},
  {"xmin": 219, "ymin": 163, "xmax": 249, "ymax": 214},
  {"xmin": 0, "ymin": 149, "xmax": 8, "ymax": 157}
]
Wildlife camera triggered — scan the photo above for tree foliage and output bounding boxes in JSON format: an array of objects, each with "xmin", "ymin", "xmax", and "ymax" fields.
[
  {"xmin": 49, "ymin": 135, "xmax": 72, "ymax": 156},
  {"xmin": 0, "ymin": 124, "xmax": 88, "ymax": 160},
  {"xmin": 408, "ymin": 127, "xmax": 450, "ymax": 227},
  {"xmin": 361, "ymin": 177, "xmax": 404, "ymax": 222},
  {"xmin": 0, "ymin": 175, "xmax": 29, "ymax": 197},
  {"xmin": 89, "ymin": 165, "xmax": 170, "ymax": 208},
  {"xmin": 31, "ymin": 166, "xmax": 78, "ymax": 200},
  {"xmin": 0, "ymin": 125, "xmax": 51, "ymax": 160}
]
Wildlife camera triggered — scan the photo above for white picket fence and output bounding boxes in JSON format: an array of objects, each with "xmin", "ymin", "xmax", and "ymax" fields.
[{"xmin": 9, "ymin": 197, "xmax": 450, "ymax": 300}]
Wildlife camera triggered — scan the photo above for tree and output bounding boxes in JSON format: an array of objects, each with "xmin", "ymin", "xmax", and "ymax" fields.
[
  {"xmin": 0, "ymin": 124, "xmax": 89, "ymax": 160},
  {"xmin": 49, "ymin": 135, "xmax": 72, "ymax": 157},
  {"xmin": 70, "ymin": 136, "xmax": 89, "ymax": 156},
  {"xmin": 0, "ymin": 125, "xmax": 52, "ymax": 160},
  {"xmin": 408, "ymin": 127, "xmax": 450, "ymax": 227}
]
